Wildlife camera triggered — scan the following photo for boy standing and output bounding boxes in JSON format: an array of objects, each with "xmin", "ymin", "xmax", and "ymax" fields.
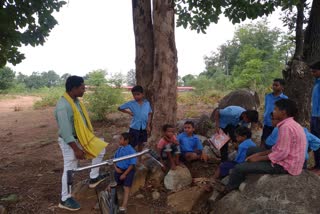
[
  {"xmin": 213, "ymin": 106, "xmax": 258, "ymax": 162},
  {"xmin": 177, "ymin": 121, "xmax": 206, "ymax": 162},
  {"xmin": 310, "ymin": 61, "xmax": 320, "ymax": 173},
  {"xmin": 221, "ymin": 99, "xmax": 306, "ymax": 193},
  {"xmin": 118, "ymin": 85, "xmax": 152, "ymax": 155},
  {"xmin": 261, "ymin": 78, "xmax": 288, "ymax": 147}
]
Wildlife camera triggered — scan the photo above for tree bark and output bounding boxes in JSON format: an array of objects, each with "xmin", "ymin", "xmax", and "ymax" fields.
[
  {"xmin": 293, "ymin": 0, "xmax": 305, "ymax": 60},
  {"xmin": 303, "ymin": 0, "xmax": 320, "ymax": 64},
  {"xmin": 284, "ymin": 0, "xmax": 320, "ymax": 125},
  {"xmin": 131, "ymin": 0, "xmax": 154, "ymax": 101},
  {"xmin": 149, "ymin": 0, "xmax": 178, "ymax": 143},
  {"xmin": 132, "ymin": 0, "xmax": 178, "ymax": 145}
]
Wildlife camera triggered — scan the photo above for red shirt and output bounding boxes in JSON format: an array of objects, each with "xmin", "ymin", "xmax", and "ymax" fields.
[
  {"xmin": 268, "ymin": 117, "xmax": 306, "ymax": 175},
  {"xmin": 157, "ymin": 136, "xmax": 177, "ymax": 150}
]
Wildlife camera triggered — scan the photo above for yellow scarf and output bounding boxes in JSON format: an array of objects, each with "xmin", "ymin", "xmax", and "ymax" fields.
[{"xmin": 63, "ymin": 92, "xmax": 108, "ymax": 159}]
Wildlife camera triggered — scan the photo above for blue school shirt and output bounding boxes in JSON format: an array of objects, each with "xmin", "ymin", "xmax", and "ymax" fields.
[
  {"xmin": 177, "ymin": 132, "xmax": 203, "ymax": 154},
  {"xmin": 219, "ymin": 106, "xmax": 246, "ymax": 128},
  {"xmin": 263, "ymin": 93, "xmax": 288, "ymax": 126},
  {"xmin": 114, "ymin": 145, "xmax": 137, "ymax": 170},
  {"xmin": 265, "ymin": 127, "xmax": 320, "ymax": 160},
  {"xmin": 312, "ymin": 78, "xmax": 320, "ymax": 117},
  {"xmin": 234, "ymin": 139, "xmax": 256, "ymax": 163},
  {"xmin": 119, "ymin": 99, "xmax": 152, "ymax": 130}
]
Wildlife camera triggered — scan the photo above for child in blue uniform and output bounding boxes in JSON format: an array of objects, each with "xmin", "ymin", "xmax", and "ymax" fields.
[{"xmin": 114, "ymin": 132, "xmax": 137, "ymax": 212}]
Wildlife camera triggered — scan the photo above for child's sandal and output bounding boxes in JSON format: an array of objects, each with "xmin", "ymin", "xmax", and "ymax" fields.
[{"xmin": 119, "ymin": 207, "xmax": 127, "ymax": 213}]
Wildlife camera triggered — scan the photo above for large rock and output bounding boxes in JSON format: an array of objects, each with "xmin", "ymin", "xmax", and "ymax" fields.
[
  {"xmin": 164, "ymin": 166, "xmax": 192, "ymax": 190},
  {"xmin": 211, "ymin": 171, "xmax": 320, "ymax": 214},
  {"xmin": 210, "ymin": 89, "xmax": 260, "ymax": 121},
  {"xmin": 167, "ymin": 186, "xmax": 211, "ymax": 212}
]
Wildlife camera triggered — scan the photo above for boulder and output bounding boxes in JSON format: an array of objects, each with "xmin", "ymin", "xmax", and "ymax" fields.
[
  {"xmin": 167, "ymin": 186, "xmax": 211, "ymax": 212},
  {"xmin": 211, "ymin": 171, "xmax": 320, "ymax": 214},
  {"xmin": 177, "ymin": 114, "xmax": 214, "ymax": 137},
  {"xmin": 219, "ymin": 89, "xmax": 260, "ymax": 110},
  {"xmin": 210, "ymin": 89, "xmax": 260, "ymax": 121},
  {"xmin": 164, "ymin": 166, "xmax": 192, "ymax": 190}
]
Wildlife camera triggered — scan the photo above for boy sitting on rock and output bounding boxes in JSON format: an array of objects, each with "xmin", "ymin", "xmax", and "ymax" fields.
[{"xmin": 177, "ymin": 121, "xmax": 208, "ymax": 162}]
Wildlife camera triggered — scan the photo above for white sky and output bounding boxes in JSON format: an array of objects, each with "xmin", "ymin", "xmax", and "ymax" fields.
[{"xmin": 10, "ymin": 1, "xmax": 284, "ymax": 78}]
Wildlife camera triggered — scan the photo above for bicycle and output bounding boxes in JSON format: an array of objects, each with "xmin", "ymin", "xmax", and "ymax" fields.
[{"xmin": 67, "ymin": 149, "xmax": 163, "ymax": 214}]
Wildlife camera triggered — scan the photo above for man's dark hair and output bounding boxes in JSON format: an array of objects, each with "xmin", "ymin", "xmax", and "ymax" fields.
[
  {"xmin": 309, "ymin": 61, "xmax": 320, "ymax": 70},
  {"xmin": 131, "ymin": 85, "xmax": 144, "ymax": 93},
  {"xmin": 243, "ymin": 110, "xmax": 258, "ymax": 123},
  {"xmin": 274, "ymin": 99, "xmax": 298, "ymax": 117},
  {"xmin": 273, "ymin": 78, "xmax": 285, "ymax": 86},
  {"xmin": 66, "ymin": 76, "xmax": 84, "ymax": 92},
  {"xmin": 162, "ymin": 124, "xmax": 174, "ymax": 132},
  {"xmin": 235, "ymin": 126, "xmax": 252, "ymax": 139},
  {"xmin": 184, "ymin": 121, "xmax": 195, "ymax": 128}
]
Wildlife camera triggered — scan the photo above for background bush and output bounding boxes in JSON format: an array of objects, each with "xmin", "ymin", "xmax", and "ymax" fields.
[{"xmin": 85, "ymin": 86, "xmax": 125, "ymax": 121}]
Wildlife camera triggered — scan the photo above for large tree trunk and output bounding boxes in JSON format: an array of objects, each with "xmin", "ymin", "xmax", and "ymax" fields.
[
  {"xmin": 293, "ymin": 0, "xmax": 305, "ymax": 60},
  {"xmin": 131, "ymin": 0, "xmax": 154, "ymax": 101},
  {"xmin": 149, "ymin": 0, "xmax": 178, "ymax": 143},
  {"xmin": 283, "ymin": 0, "xmax": 320, "ymax": 125},
  {"xmin": 132, "ymin": 0, "xmax": 178, "ymax": 145},
  {"xmin": 303, "ymin": 0, "xmax": 320, "ymax": 64}
]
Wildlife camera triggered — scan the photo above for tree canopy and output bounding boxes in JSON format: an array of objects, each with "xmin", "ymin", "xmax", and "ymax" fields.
[
  {"xmin": 175, "ymin": 0, "xmax": 300, "ymax": 33},
  {"xmin": 0, "ymin": 0, "xmax": 66, "ymax": 67}
]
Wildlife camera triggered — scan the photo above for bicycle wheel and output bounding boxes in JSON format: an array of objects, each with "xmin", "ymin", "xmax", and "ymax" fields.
[
  {"xmin": 98, "ymin": 191, "xmax": 112, "ymax": 214},
  {"xmin": 98, "ymin": 189, "xmax": 118, "ymax": 214}
]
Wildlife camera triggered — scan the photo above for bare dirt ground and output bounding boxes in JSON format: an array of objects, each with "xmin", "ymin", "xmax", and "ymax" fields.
[{"xmin": 0, "ymin": 96, "xmax": 215, "ymax": 214}]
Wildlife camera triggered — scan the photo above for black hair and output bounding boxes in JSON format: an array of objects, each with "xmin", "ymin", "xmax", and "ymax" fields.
[
  {"xmin": 121, "ymin": 132, "xmax": 132, "ymax": 142},
  {"xmin": 65, "ymin": 76, "xmax": 84, "ymax": 92},
  {"xmin": 274, "ymin": 99, "xmax": 298, "ymax": 117},
  {"xmin": 310, "ymin": 61, "xmax": 320, "ymax": 70},
  {"xmin": 273, "ymin": 78, "xmax": 285, "ymax": 86},
  {"xmin": 243, "ymin": 110, "xmax": 259, "ymax": 123},
  {"xmin": 184, "ymin": 121, "xmax": 195, "ymax": 128},
  {"xmin": 162, "ymin": 124, "xmax": 175, "ymax": 132},
  {"xmin": 131, "ymin": 85, "xmax": 144, "ymax": 93},
  {"xmin": 235, "ymin": 126, "xmax": 252, "ymax": 139}
]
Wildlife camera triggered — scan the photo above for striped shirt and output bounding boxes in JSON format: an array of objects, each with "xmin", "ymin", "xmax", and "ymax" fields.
[{"xmin": 268, "ymin": 117, "xmax": 306, "ymax": 175}]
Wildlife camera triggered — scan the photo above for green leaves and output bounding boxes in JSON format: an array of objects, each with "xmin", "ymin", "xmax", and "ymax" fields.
[
  {"xmin": 175, "ymin": 0, "xmax": 297, "ymax": 33},
  {"xmin": 0, "ymin": 0, "xmax": 66, "ymax": 67}
]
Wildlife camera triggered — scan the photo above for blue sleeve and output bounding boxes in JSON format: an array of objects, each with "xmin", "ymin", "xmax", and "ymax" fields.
[
  {"xmin": 306, "ymin": 129, "xmax": 320, "ymax": 151},
  {"xmin": 234, "ymin": 145, "xmax": 247, "ymax": 163},
  {"xmin": 195, "ymin": 136, "xmax": 203, "ymax": 150},
  {"xmin": 266, "ymin": 128, "xmax": 279, "ymax": 147},
  {"xmin": 177, "ymin": 133, "xmax": 183, "ymax": 143},
  {"xmin": 119, "ymin": 101, "xmax": 132, "ymax": 110}
]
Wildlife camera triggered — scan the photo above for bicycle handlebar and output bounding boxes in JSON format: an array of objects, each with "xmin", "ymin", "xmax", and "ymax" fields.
[{"xmin": 67, "ymin": 149, "xmax": 163, "ymax": 193}]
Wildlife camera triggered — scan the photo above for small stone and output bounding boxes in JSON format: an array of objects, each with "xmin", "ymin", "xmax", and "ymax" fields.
[
  {"xmin": 135, "ymin": 194, "xmax": 145, "ymax": 199},
  {"xmin": 152, "ymin": 191, "xmax": 160, "ymax": 200}
]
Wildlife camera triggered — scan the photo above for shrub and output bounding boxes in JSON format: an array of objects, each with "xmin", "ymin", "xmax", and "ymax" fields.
[
  {"xmin": 33, "ymin": 87, "xmax": 64, "ymax": 109},
  {"xmin": 85, "ymin": 86, "xmax": 124, "ymax": 121}
]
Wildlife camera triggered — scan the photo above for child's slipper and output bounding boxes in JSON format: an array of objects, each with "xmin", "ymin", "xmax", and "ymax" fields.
[{"xmin": 119, "ymin": 207, "xmax": 126, "ymax": 213}]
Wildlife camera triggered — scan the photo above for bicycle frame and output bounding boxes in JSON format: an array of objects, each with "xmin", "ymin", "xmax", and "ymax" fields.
[{"xmin": 67, "ymin": 149, "xmax": 163, "ymax": 194}]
